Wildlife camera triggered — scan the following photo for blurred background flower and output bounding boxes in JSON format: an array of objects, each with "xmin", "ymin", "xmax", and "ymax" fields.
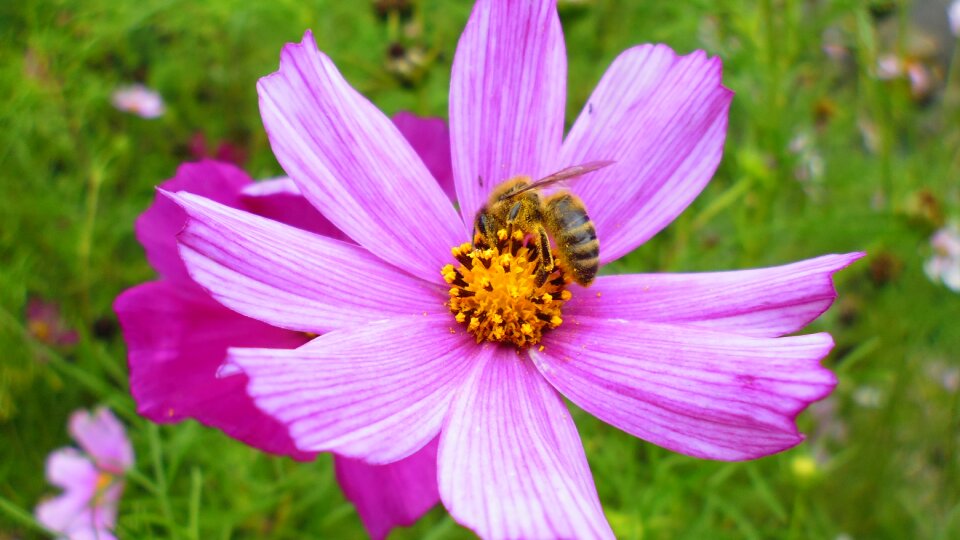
[
  {"xmin": 950, "ymin": 0, "xmax": 960, "ymax": 37},
  {"xmin": 26, "ymin": 297, "xmax": 77, "ymax": 349},
  {"xmin": 111, "ymin": 84, "xmax": 165, "ymax": 119},
  {"xmin": 924, "ymin": 223, "xmax": 960, "ymax": 291},
  {"xmin": 34, "ymin": 408, "xmax": 133, "ymax": 540}
]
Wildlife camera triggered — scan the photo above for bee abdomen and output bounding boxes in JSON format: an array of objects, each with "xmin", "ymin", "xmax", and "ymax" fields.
[{"xmin": 544, "ymin": 192, "xmax": 599, "ymax": 286}]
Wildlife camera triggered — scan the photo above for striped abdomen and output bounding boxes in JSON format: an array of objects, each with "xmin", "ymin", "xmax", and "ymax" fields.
[{"xmin": 544, "ymin": 192, "xmax": 599, "ymax": 286}]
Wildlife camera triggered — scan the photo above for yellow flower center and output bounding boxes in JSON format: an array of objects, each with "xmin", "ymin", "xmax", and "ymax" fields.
[
  {"xmin": 28, "ymin": 320, "xmax": 51, "ymax": 342},
  {"xmin": 442, "ymin": 229, "xmax": 572, "ymax": 348},
  {"xmin": 92, "ymin": 472, "xmax": 115, "ymax": 504}
]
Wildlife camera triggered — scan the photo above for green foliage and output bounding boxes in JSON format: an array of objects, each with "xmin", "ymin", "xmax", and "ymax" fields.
[{"xmin": 2, "ymin": 0, "xmax": 959, "ymax": 538}]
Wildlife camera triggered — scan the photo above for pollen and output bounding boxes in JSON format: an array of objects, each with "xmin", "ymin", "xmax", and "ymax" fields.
[{"xmin": 443, "ymin": 229, "xmax": 572, "ymax": 348}]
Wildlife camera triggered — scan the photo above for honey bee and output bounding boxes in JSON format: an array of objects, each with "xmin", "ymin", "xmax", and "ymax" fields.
[{"xmin": 473, "ymin": 160, "xmax": 613, "ymax": 286}]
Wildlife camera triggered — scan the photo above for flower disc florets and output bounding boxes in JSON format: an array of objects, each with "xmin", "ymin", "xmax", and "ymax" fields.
[{"xmin": 443, "ymin": 228, "xmax": 571, "ymax": 348}]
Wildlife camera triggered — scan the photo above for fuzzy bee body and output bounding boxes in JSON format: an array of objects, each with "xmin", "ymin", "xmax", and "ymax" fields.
[
  {"xmin": 543, "ymin": 192, "xmax": 599, "ymax": 285},
  {"xmin": 472, "ymin": 161, "xmax": 611, "ymax": 286}
]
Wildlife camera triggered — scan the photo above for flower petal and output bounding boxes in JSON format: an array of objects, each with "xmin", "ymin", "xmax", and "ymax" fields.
[
  {"xmin": 45, "ymin": 448, "xmax": 98, "ymax": 492},
  {"xmin": 240, "ymin": 178, "xmax": 347, "ymax": 240},
  {"xmin": 136, "ymin": 160, "xmax": 251, "ymax": 282},
  {"xmin": 258, "ymin": 31, "xmax": 463, "ymax": 281},
  {"xmin": 35, "ymin": 494, "xmax": 97, "ymax": 538},
  {"xmin": 565, "ymin": 253, "xmax": 864, "ymax": 337},
  {"xmin": 225, "ymin": 315, "xmax": 477, "ymax": 463},
  {"xmin": 559, "ymin": 45, "xmax": 732, "ymax": 263},
  {"xmin": 391, "ymin": 112, "xmax": 455, "ymax": 201},
  {"xmin": 532, "ymin": 318, "xmax": 836, "ymax": 460},
  {"xmin": 438, "ymin": 347, "xmax": 613, "ymax": 540},
  {"xmin": 335, "ymin": 437, "xmax": 440, "ymax": 540},
  {"xmin": 166, "ymin": 191, "xmax": 445, "ymax": 334},
  {"xmin": 449, "ymin": 0, "xmax": 567, "ymax": 232},
  {"xmin": 36, "ymin": 449, "xmax": 104, "ymax": 537},
  {"xmin": 114, "ymin": 280, "xmax": 315, "ymax": 460},
  {"xmin": 69, "ymin": 409, "xmax": 133, "ymax": 472}
]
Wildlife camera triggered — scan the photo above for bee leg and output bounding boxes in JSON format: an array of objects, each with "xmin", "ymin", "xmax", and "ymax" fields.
[
  {"xmin": 534, "ymin": 225, "xmax": 554, "ymax": 286},
  {"xmin": 504, "ymin": 201, "xmax": 524, "ymax": 240},
  {"xmin": 474, "ymin": 213, "xmax": 498, "ymax": 248}
]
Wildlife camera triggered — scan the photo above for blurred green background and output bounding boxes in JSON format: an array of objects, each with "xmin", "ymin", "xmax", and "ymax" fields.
[{"xmin": 2, "ymin": 0, "xmax": 959, "ymax": 538}]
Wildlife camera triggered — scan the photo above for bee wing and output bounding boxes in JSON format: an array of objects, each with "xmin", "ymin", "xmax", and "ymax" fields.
[{"xmin": 509, "ymin": 160, "xmax": 614, "ymax": 197}]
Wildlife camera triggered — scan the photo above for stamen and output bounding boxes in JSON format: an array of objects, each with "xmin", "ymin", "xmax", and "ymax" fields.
[{"xmin": 443, "ymin": 229, "xmax": 572, "ymax": 348}]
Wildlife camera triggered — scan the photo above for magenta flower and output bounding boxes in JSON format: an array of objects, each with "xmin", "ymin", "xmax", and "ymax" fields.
[
  {"xmin": 160, "ymin": 1, "xmax": 861, "ymax": 537},
  {"xmin": 114, "ymin": 112, "xmax": 453, "ymax": 539},
  {"xmin": 27, "ymin": 297, "xmax": 78, "ymax": 348},
  {"xmin": 35, "ymin": 408, "xmax": 133, "ymax": 540}
]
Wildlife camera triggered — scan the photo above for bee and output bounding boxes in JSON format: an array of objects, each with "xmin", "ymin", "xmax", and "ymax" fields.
[{"xmin": 473, "ymin": 160, "xmax": 613, "ymax": 286}]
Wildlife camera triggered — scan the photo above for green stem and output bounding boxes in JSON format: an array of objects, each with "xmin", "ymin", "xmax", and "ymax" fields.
[{"xmin": 149, "ymin": 423, "xmax": 179, "ymax": 538}]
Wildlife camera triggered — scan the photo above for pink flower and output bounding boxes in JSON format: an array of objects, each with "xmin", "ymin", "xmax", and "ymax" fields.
[
  {"xmin": 35, "ymin": 408, "xmax": 134, "ymax": 540},
  {"xmin": 111, "ymin": 84, "xmax": 165, "ymax": 119},
  {"xmin": 161, "ymin": 1, "xmax": 861, "ymax": 537},
  {"xmin": 924, "ymin": 223, "xmax": 960, "ymax": 292},
  {"xmin": 114, "ymin": 113, "xmax": 453, "ymax": 539}
]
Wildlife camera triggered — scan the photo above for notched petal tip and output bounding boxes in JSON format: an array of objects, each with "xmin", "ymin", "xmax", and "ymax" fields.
[
  {"xmin": 155, "ymin": 187, "xmax": 176, "ymax": 201},
  {"xmin": 216, "ymin": 361, "xmax": 243, "ymax": 379},
  {"xmin": 562, "ymin": 42, "xmax": 734, "ymax": 263},
  {"xmin": 842, "ymin": 251, "xmax": 868, "ymax": 264},
  {"xmin": 535, "ymin": 319, "xmax": 842, "ymax": 461}
]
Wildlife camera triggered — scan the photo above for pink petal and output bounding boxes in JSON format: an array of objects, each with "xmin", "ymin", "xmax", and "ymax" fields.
[
  {"xmin": 225, "ymin": 315, "xmax": 478, "ymax": 463},
  {"xmin": 559, "ymin": 45, "xmax": 733, "ymax": 263},
  {"xmin": 166, "ymin": 191, "xmax": 445, "ymax": 334},
  {"xmin": 258, "ymin": 31, "xmax": 464, "ymax": 282},
  {"xmin": 136, "ymin": 160, "xmax": 252, "ymax": 283},
  {"xmin": 391, "ymin": 112, "xmax": 455, "ymax": 201},
  {"xmin": 114, "ymin": 280, "xmax": 315, "ymax": 460},
  {"xmin": 69, "ymin": 530, "xmax": 118, "ymax": 540},
  {"xmin": 335, "ymin": 437, "xmax": 440, "ymax": 540},
  {"xmin": 45, "ymin": 448, "xmax": 99, "ymax": 492},
  {"xmin": 68, "ymin": 409, "xmax": 133, "ymax": 473},
  {"xmin": 565, "ymin": 253, "xmax": 864, "ymax": 337},
  {"xmin": 36, "ymin": 450, "xmax": 100, "ymax": 535},
  {"xmin": 112, "ymin": 83, "xmax": 164, "ymax": 119},
  {"xmin": 35, "ymin": 494, "xmax": 98, "ymax": 539},
  {"xmin": 240, "ymin": 178, "xmax": 347, "ymax": 240},
  {"xmin": 438, "ymin": 347, "xmax": 614, "ymax": 540},
  {"xmin": 449, "ymin": 0, "xmax": 567, "ymax": 233},
  {"xmin": 532, "ymin": 317, "xmax": 836, "ymax": 461}
]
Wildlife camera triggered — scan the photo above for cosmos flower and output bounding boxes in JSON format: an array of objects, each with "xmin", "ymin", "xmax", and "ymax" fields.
[
  {"xmin": 111, "ymin": 84, "xmax": 165, "ymax": 119},
  {"xmin": 26, "ymin": 297, "xmax": 78, "ymax": 348},
  {"xmin": 114, "ymin": 112, "xmax": 452, "ymax": 539},
  {"xmin": 35, "ymin": 408, "xmax": 133, "ymax": 540},
  {"xmin": 162, "ymin": 1, "xmax": 860, "ymax": 537},
  {"xmin": 924, "ymin": 223, "xmax": 960, "ymax": 292}
]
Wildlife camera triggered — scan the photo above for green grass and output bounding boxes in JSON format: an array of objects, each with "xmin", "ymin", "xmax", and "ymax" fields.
[{"xmin": 2, "ymin": 0, "xmax": 959, "ymax": 538}]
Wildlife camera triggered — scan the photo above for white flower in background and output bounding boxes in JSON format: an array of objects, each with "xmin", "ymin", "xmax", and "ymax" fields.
[
  {"xmin": 949, "ymin": 0, "xmax": 960, "ymax": 37},
  {"xmin": 852, "ymin": 385, "xmax": 883, "ymax": 408},
  {"xmin": 111, "ymin": 84, "xmax": 165, "ymax": 119},
  {"xmin": 875, "ymin": 54, "xmax": 903, "ymax": 80},
  {"xmin": 924, "ymin": 223, "xmax": 960, "ymax": 292},
  {"xmin": 788, "ymin": 131, "xmax": 825, "ymax": 184},
  {"xmin": 925, "ymin": 360, "xmax": 960, "ymax": 393}
]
